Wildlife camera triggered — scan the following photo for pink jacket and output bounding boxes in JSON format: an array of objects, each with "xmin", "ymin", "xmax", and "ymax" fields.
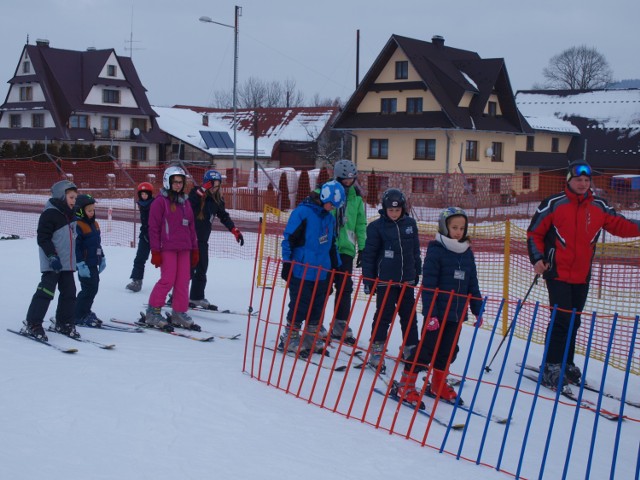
[{"xmin": 148, "ymin": 190, "xmax": 197, "ymax": 252}]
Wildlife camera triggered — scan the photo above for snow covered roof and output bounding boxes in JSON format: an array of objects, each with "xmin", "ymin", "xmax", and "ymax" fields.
[
  {"xmin": 516, "ymin": 89, "xmax": 640, "ymax": 133},
  {"xmin": 154, "ymin": 105, "xmax": 339, "ymax": 158},
  {"xmin": 522, "ymin": 115, "xmax": 580, "ymax": 134}
]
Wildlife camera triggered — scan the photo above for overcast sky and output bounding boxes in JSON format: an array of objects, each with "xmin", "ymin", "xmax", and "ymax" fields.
[{"xmin": 1, "ymin": 0, "xmax": 639, "ymax": 108}]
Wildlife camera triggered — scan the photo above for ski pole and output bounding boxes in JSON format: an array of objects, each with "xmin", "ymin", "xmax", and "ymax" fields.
[{"xmin": 485, "ymin": 274, "xmax": 540, "ymax": 373}]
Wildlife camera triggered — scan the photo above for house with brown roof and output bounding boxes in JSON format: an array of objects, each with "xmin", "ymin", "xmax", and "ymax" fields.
[
  {"xmin": 332, "ymin": 34, "xmax": 577, "ymax": 200},
  {"xmin": 0, "ymin": 39, "xmax": 167, "ymax": 164}
]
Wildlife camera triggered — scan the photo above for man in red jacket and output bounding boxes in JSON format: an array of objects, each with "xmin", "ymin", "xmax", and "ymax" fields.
[{"xmin": 527, "ymin": 160, "xmax": 640, "ymax": 388}]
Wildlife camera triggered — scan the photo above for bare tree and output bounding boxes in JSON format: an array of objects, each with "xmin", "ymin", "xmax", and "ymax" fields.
[{"xmin": 542, "ymin": 45, "xmax": 613, "ymax": 89}]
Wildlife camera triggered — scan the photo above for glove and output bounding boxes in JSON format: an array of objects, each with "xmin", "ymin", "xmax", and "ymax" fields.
[
  {"xmin": 425, "ymin": 316, "xmax": 440, "ymax": 331},
  {"xmin": 77, "ymin": 261, "xmax": 90, "ymax": 278},
  {"xmin": 151, "ymin": 250, "xmax": 162, "ymax": 268},
  {"xmin": 474, "ymin": 315, "xmax": 483, "ymax": 328},
  {"xmin": 363, "ymin": 282, "xmax": 374, "ymax": 295},
  {"xmin": 197, "ymin": 181, "xmax": 213, "ymax": 197},
  {"xmin": 281, "ymin": 261, "xmax": 291, "ymax": 281},
  {"xmin": 231, "ymin": 227, "xmax": 244, "ymax": 246},
  {"xmin": 48, "ymin": 255, "xmax": 62, "ymax": 272},
  {"xmin": 99, "ymin": 257, "xmax": 107, "ymax": 274},
  {"xmin": 356, "ymin": 251, "xmax": 363, "ymax": 268},
  {"xmin": 191, "ymin": 249, "xmax": 200, "ymax": 268}
]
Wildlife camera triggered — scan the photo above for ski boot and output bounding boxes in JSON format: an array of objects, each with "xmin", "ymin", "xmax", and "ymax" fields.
[
  {"xmin": 21, "ymin": 321, "xmax": 48, "ymax": 342},
  {"xmin": 126, "ymin": 279, "xmax": 142, "ymax": 292}
]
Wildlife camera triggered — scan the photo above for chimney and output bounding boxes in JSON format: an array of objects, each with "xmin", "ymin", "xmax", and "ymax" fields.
[
  {"xmin": 431, "ymin": 35, "xmax": 444, "ymax": 47},
  {"xmin": 35, "ymin": 39, "xmax": 50, "ymax": 47},
  {"xmin": 202, "ymin": 114, "xmax": 209, "ymax": 127},
  {"xmin": 87, "ymin": 47, "xmax": 96, "ymax": 51}
]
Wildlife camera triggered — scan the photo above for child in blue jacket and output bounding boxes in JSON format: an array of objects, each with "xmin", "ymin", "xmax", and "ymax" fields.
[
  {"xmin": 126, "ymin": 182, "xmax": 154, "ymax": 292},
  {"xmin": 72, "ymin": 194, "xmax": 106, "ymax": 327},
  {"xmin": 418, "ymin": 207, "xmax": 483, "ymax": 405},
  {"xmin": 279, "ymin": 180, "xmax": 345, "ymax": 357},
  {"xmin": 361, "ymin": 188, "xmax": 423, "ymax": 407}
]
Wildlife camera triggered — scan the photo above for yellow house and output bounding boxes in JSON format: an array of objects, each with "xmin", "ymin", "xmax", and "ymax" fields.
[{"xmin": 333, "ymin": 34, "xmax": 576, "ymax": 203}]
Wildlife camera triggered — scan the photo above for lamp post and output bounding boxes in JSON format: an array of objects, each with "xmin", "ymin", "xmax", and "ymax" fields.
[{"xmin": 200, "ymin": 5, "xmax": 241, "ymax": 209}]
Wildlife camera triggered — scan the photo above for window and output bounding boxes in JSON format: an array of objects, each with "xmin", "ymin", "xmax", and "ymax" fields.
[
  {"xmin": 522, "ymin": 172, "xmax": 531, "ymax": 190},
  {"xmin": 381, "ymin": 98, "xmax": 397, "ymax": 114},
  {"xmin": 110, "ymin": 146, "xmax": 120, "ymax": 158},
  {"xmin": 526, "ymin": 136, "xmax": 535, "ymax": 152},
  {"xmin": 10, "ymin": 114, "xmax": 21, "ymax": 128},
  {"xmin": 415, "ymin": 139, "xmax": 436, "ymax": 160},
  {"xmin": 369, "ymin": 139, "xmax": 388, "ymax": 159},
  {"xmin": 131, "ymin": 146, "xmax": 148, "ymax": 161},
  {"xmin": 412, "ymin": 177, "xmax": 435, "ymax": 194},
  {"xmin": 491, "ymin": 142, "xmax": 503, "ymax": 162},
  {"xmin": 551, "ymin": 137, "xmax": 559, "ymax": 153},
  {"xmin": 490, "ymin": 178, "xmax": 501, "ymax": 194},
  {"xmin": 131, "ymin": 118, "xmax": 148, "ymax": 132},
  {"xmin": 22, "ymin": 61, "xmax": 31, "ymax": 74},
  {"xmin": 32, "ymin": 114, "xmax": 44, "ymax": 128},
  {"xmin": 466, "ymin": 140, "xmax": 478, "ymax": 161},
  {"xmin": 102, "ymin": 116, "xmax": 119, "ymax": 133},
  {"xmin": 487, "ymin": 101, "xmax": 497, "ymax": 117},
  {"xmin": 373, "ymin": 175, "xmax": 389, "ymax": 193},
  {"xmin": 406, "ymin": 97, "xmax": 423, "ymax": 114},
  {"xmin": 465, "ymin": 178, "xmax": 477, "ymax": 194},
  {"xmin": 102, "ymin": 89, "xmax": 120, "ymax": 104},
  {"xmin": 69, "ymin": 115, "xmax": 89, "ymax": 128},
  {"xmin": 395, "ymin": 61, "xmax": 408, "ymax": 79},
  {"xmin": 107, "ymin": 65, "xmax": 117, "ymax": 77},
  {"xmin": 19, "ymin": 86, "xmax": 33, "ymax": 101}
]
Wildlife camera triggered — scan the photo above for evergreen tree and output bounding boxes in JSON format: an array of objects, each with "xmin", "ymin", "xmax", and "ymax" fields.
[
  {"xmin": 278, "ymin": 171, "xmax": 290, "ymax": 211},
  {"xmin": 15, "ymin": 141, "xmax": 31, "ymax": 158},
  {"xmin": 0, "ymin": 142, "xmax": 15, "ymax": 158},
  {"xmin": 296, "ymin": 170, "xmax": 311, "ymax": 207}
]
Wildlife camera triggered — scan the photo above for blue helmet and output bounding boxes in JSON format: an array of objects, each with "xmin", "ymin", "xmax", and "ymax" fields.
[
  {"xmin": 319, "ymin": 180, "xmax": 345, "ymax": 209},
  {"xmin": 203, "ymin": 169, "xmax": 222, "ymax": 185}
]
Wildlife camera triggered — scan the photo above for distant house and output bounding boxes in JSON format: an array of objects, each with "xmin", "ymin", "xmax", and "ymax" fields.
[
  {"xmin": 332, "ymin": 34, "xmax": 579, "ymax": 198},
  {"xmin": 516, "ymin": 89, "xmax": 640, "ymax": 175},
  {"xmin": 0, "ymin": 39, "xmax": 166, "ymax": 165},
  {"xmin": 157, "ymin": 105, "xmax": 341, "ymax": 171}
]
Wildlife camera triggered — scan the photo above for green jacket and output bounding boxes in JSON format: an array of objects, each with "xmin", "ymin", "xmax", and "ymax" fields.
[{"xmin": 333, "ymin": 185, "xmax": 367, "ymax": 257}]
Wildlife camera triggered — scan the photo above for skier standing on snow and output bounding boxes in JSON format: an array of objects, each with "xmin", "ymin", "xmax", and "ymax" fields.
[
  {"xmin": 187, "ymin": 169, "xmax": 244, "ymax": 310},
  {"xmin": 145, "ymin": 166, "xmax": 199, "ymax": 330},
  {"xmin": 416, "ymin": 207, "xmax": 483, "ymax": 405},
  {"xmin": 527, "ymin": 160, "xmax": 640, "ymax": 388},
  {"xmin": 361, "ymin": 188, "xmax": 423, "ymax": 407},
  {"xmin": 71, "ymin": 194, "xmax": 106, "ymax": 328},
  {"xmin": 325, "ymin": 159, "xmax": 367, "ymax": 345},
  {"xmin": 126, "ymin": 182, "xmax": 154, "ymax": 293},
  {"xmin": 279, "ymin": 180, "xmax": 345, "ymax": 357},
  {"xmin": 21, "ymin": 180, "xmax": 80, "ymax": 340}
]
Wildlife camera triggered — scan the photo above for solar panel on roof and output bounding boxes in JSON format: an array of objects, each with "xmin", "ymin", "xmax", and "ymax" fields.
[{"xmin": 200, "ymin": 130, "xmax": 234, "ymax": 149}]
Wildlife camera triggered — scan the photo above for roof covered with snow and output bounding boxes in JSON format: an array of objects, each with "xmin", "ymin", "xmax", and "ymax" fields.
[{"xmin": 154, "ymin": 105, "xmax": 339, "ymax": 158}]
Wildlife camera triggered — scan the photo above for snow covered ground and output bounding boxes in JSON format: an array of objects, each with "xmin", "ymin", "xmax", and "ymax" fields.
[{"xmin": 1, "ymin": 232, "xmax": 638, "ymax": 479}]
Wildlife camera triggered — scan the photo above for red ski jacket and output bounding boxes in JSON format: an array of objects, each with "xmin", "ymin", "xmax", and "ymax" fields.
[{"xmin": 527, "ymin": 186, "xmax": 640, "ymax": 284}]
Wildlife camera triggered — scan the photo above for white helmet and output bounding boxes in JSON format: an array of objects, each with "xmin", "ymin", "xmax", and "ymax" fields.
[{"xmin": 163, "ymin": 166, "xmax": 186, "ymax": 190}]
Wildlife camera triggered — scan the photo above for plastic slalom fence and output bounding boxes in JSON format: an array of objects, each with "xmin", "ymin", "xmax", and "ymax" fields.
[
  {"xmin": 243, "ymin": 260, "xmax": 640, "ymax": 479},
  {"xmin": 539, "ymin": 309, "xmax": 578, "ymax": 479},
  {"xmin": 611, "ymin": 315, "xmax": 639, "ymax": 479},
  {"xmin": 562, "ymin": 311, "xmax": 598, "ymax": 480},
  {"xmin": 450, "ymin": 298, "xmax": 506, "ymax": 457},
  {"xmin": 586, "ymin": 312, "xmax": 618, "ymax": 479},
  {"xmin": 516, "ymin": 305, "xmax": 560, "ymax": 478},
  {"xmin": 497, "ymin": 301, "xmax": 540, "ymax": 471}
]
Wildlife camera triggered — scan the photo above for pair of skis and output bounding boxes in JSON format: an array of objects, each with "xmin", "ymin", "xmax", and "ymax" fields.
[
  {"xmin": 516, "ymin": 363, "xmax": 627, "ymax": 421},
  {"xmin": 111, "ymin": 316, "xmax": 241, "ymax": 342}
]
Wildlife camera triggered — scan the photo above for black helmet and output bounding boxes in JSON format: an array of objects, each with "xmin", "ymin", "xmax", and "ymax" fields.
[
  {"xmin": 381, "ymin": 188, "xmax": 406, "ymax": 211},
  {"xmin": 567, "ymin": 160, "xmax": 592, "ymax": 182},
  {"xmin": 75, "ymin": 194, "xmax": 96, "ymax": 219}
]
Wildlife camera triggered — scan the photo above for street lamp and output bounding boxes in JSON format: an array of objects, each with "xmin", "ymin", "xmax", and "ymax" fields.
[{"xmin": 199, "ymin": 5, "xmax": 241, "ymax": 208}]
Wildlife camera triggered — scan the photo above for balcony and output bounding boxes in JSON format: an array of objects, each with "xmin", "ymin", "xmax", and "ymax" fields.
[{"xmin": 92, "ymin": 128, "xmax": 142, "ymax": 141}]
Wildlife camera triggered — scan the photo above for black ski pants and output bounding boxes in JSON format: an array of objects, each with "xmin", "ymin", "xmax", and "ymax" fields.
[
  {"xmin": 189, "ymin": 241, "xmax": 210, "ymax": 301},
  {"xmin": 544, "ymin": 278, "xmax": 589, "ymax": 365},
  {"xmin": 333, "ymin": 253, "xmax": 354, "ymax": 322},
  {"xmin": 286, "ymin": 276, "xmax": 330, "ymax": 329},
  {"xmin": 370, "ymin": 284, "xmax": 419, "ymax": 347},
  {"xmin": 25, "ymin": 271, "xmax": 76, "ymax": 327},
  {"xmin": 75, "ymin": 266, "xmax": 100, "ymax": 321},
  {"xmin": 129, "ymin": 231, "xmax": 150, "ymax": 280}
]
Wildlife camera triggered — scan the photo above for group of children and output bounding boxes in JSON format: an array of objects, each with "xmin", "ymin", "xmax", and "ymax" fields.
[
  {"xmin": 20, "ymin": 165, "xmax": 243, "ymax": 340},
  {"xmin": 279, "ymin": 160, "xmax": 483, "ymax": 406}
]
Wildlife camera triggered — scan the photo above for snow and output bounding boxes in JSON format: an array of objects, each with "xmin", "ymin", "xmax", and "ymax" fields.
[{"xmin": 1, "ymin": 223, "xmax": 638, "ymax": 479}]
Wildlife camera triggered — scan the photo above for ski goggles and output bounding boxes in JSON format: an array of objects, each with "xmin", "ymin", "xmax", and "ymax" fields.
[{"xmin": 568, "ymin": 163, "xmax": 592, "ymax": 178}]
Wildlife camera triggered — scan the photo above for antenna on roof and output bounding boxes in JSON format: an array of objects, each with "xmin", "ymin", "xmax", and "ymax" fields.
[
  {"xmin": 26, "ymin": 34, "xmax": 30, "ymax": 45},
  {"xmin": 124, "ymin": 1, "xmax": 144, "ymax": 58}
]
